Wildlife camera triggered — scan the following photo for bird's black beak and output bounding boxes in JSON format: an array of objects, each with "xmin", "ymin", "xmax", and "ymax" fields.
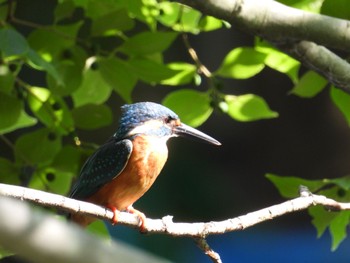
[{"xmin": 173, "ymin": 123, "xmax": 221, "ymax": 146}]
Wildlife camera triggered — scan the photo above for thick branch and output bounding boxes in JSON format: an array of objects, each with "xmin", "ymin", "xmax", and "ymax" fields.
[
  {"xmin": 0, "ymin": 197, "xmax": 169, "ymax": 263},
  {"xmin": 177, "ymin": 0, "xmax": 350, "ymax": 93},
  {"xmin": 179, "ymin": 0, "xmax": 350, "ymax": 51},
  {"xmin": 1, "ymin": 183, "xmax": 350, "ymax": 238}
]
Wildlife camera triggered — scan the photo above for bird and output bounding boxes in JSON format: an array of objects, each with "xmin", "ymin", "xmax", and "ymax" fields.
[{"xmin": 68, "ymin": 102, "xmax": 221, "ymax": 229}]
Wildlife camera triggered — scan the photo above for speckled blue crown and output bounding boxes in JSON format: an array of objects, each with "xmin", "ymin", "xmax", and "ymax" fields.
[{"xmin": 114, "ymin": 102, "xmax": 178, "ymax": 139}]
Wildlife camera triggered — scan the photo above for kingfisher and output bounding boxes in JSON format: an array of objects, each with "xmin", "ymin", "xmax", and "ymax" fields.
[{"xmin": 69, "ymin": 102, "xmax": 220, "ymax": 229}]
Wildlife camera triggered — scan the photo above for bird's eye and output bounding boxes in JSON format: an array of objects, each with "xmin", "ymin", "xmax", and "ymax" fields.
[{"xmin": 164, "ymin": 116, "xmax": 173, "ymax": 124}]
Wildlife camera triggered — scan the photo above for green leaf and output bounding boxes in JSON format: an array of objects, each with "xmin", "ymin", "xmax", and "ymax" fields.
[
  {"xmin": 0, "ymin": 110, "xmax": 37, "ymax": 135},
  {"xmin": 161, "ymin": 62, "xmax": 196, "ymax": 86},
  {"xmin": 99, "ymin": 57, "xmax": 137, "ymax": 103},
  {"xmin": 0, "ymin": 28, "xmax": 29, "ymax": 58},
  {"xmin": 0, "ymin": 65, "xmax": 15, "ymax": 94},
  {"xmin": 321, "ymin": 0, "xmax": 350, "ymax": 20},
  {"xmin": 172, "ymin": 6, "xmax": 202, "ymax": 34},
  {"xmin": 26, "ymin": 49, "xmax": 63, "ymax": 85},
  {"xmin": 266, "ymin": 173, "xmax": 325, "ymax": 198},
  {"xmin": 255, "ymin": 39, "xmax": 300, "ymax": 83},
  {"xmin": 128, "ymin": 58, "xmax": 177, "ymax": 83},
  {"xmin": 15, "ymin": 128, "xmax": 62, "ymax": 165},
  {"xmin": 291, "ymin": 71, "xmax": 327, "ymax": 98},
  {"xmin": 329, "ymin": 211, "xmax": 350, "ymax": 251},
  {"xmin": 73, "ymin": 64, "xmax": 111, "ymax": 107},
  {"xmin": 0, "ymin": 92, "xmax": 22, "ymax": 131},
  {"xmin": 119, "ymin": 32, "xmax": 178, "ymax": 56},
  {"xmin": 87, "ymin": 221, "xmax": 111, "ymax": 239},
  {"xmin": 92, "ymin": 8, "xmax": 134, "ymax": 36},
  {"xmin": 51, "ymin": 145, "xmax": 81, "ymax": 174},
  {"xmin": 216, "ymin": 47, "xmax": 266, "ymax": 79},
  {"xmin": 0, "ymin": 157, "xmax": 20, "ymax": 184},
  {"xmin": 54, "ymin": 0, "xmax": 76, "ymax": 22},
  {"xmin": 330, "ymin": 86, "xmax": 350, "ymax": 126},
  {"xmin": 27, "ymin": 87, "xmax": 74, "ymax": 135},
  {"xmin": 198, "ymin": 16, "xmax": 223, "ymax": 32},
  {"xmin": 162, "ymin": 89, "xmax": 213, "ymax": 127},
  {"xmin": 28, "ymin": 22, "xmax": 83, "ymax": 60},
  {"xmin": 309, "ymin": 206, "xmax": 337, "ymax": 238},
  {"xmin": 47, "ymin": 61, "xmax": 82, "ymax": 96},
  {"xmin": 157, "ymin": 2, "xmax": 181, "ymax": 27},
  {"xmin": 72, "ymin": 104, "xmax": 113, "ymax": 130},
  {"xmin": 225, "ymin": 94, "xmax": 278, "ymax": 122}
]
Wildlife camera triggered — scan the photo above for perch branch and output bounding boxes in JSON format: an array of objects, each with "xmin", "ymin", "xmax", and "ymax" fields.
[{"xmin": 1, "ymin": 183, "xmax": 350, "ymax": 237}]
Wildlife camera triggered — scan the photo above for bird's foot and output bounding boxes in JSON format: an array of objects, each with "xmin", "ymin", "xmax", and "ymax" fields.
[
  {"xmin": 106, "ymin": 204, "xmax": 120, "ymax": 225},
  {"xmin": 126, "ymin": 205, "xmax": 147, "ymax": 232}
]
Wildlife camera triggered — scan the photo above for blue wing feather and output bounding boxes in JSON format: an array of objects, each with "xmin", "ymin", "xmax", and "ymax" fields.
[{"xmin": 69, "ymin": 137, "xmax": 133, "ymax": 200}]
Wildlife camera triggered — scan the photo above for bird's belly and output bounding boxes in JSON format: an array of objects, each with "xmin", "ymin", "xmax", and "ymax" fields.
[{"xmin": 87, "ymin": 135, "xmax": 168, "ymax": 210}]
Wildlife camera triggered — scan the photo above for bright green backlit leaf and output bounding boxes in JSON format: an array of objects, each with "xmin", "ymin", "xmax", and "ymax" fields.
[
  {"xmin": 15, "ymin": 128, "xmax": 62, "ymax": 165},
  {"xmin": 0, "ymin": 92, "xmax": 21, "ymax": 131},
  {"xmin": 92, "ymin": 8, "xmax": 134, "ymax": 36},
  {"xmin": 255, "ymin": 39, "xmax": 300, "ymax": 83},
  {"xmin": 72, "ymin": 104, "xmax": 112, "ymax": 130},
  {"xmin": 0, "ymin": 28, "xmax": 29, "ymax": 58},
  {"xmin": 28, "ymin": 87, "xmax": 74, "ymax": 134},
  {"xmin": 161, "ymin": 62, "xmax": 196, "ymax": 86},
  {"xmin": 173, "ymin": 6, "xmax": 202, "ymax": 33},
  {"xmin": 329, "ymin": 211, "xmax": 350, "ymax": 251},
  {"xmin": 291, "ymin": 71, "xmax": 327, "ymax": 98},
  {"xmin": 99, "ymin": 57, "xmax": 137, "ymax": 103},
  {"xmin": 26, "ymin": 49, "xmax": 63, "ymax": 85},
  {"xmin": 198, "ymin": 16, "xmax": 223, "ymax": 32},
  {"xmin": 216, "ymin": 47, "xmax": 266, "ymax": 79},
  {"xmin": 225, "ymin": 94, "xmax": 278, "ymax": 122},
  {"xmin": 0, "ymin": 157, "xmax": 20, "ymax": 185},
  {"xmin": 0, "ymin": 110, "xmax": 37, "ymax": 135},
  {"xmin": 119, "ymin": 32, "xmax": 178, "ymax": 56},
  {"xmin": 162, "ymin": 89, "xmax": 213, "ymax": 127},
  {"xmin": 157, "ymin": 2, "xmax": 181, "ymax": 27},
  {"xmin": 73, "ymin": 65, "xmax": 111, "ymax": 107},
  {"xmin": 128, "ymin": 58, "xmax": 178, "ymax": 83},
  {"xmin": 330, "ymin": 86, "xmax": 350, "ymax": 126},
  {"xmin": 321, "ymin": 0, "xmax": 350, "ymax": 20},
  {"xmin": 266, "ymin": 173, "xmax": 325, "ymax": 198}
]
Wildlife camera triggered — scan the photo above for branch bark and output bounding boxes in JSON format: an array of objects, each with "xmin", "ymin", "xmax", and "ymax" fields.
[
  {"xmin": 1, "ymin": 183, "xmax": 350, "ymax": 263},
  {"xmin": 177, "ymin": 0, "xmax": 350, "ymax": 93}
]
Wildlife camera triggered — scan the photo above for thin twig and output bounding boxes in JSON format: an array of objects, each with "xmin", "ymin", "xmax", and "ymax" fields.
[
  {"xmin": 182, "ymin": 33, "xmax": 212, "ymax": 78},
  {"xmin": 195, "ymin": 238, "xmax": 222, "ymax": 263}
]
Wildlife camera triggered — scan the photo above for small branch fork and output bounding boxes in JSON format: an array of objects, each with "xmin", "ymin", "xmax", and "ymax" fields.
[{"xmin": 1, "ymin": 183, "xmax": 350, "ymax": 263}]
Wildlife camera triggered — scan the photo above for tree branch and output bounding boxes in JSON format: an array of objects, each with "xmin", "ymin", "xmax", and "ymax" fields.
[
  {"xmin": 177, "ymin": 0, "xmax": 350, "ymax": 93},
  {"xmin": 1, "ymin": 183, "xmax": 350, "ymax": 236},
  {"xmin": 1, "ymin": 183, "xmax": 350, "ymax": 262},
  {"xmin": 0, "ymin": 197, "xmax": 170, "ymax": 263}
]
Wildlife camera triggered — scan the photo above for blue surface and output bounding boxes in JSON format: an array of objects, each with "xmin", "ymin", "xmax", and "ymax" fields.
[{"xmin": 110, "ymin": 224, "xmax": 350, "ymax": 262}]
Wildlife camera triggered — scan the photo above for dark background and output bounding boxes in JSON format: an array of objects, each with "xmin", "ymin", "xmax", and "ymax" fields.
[{"xmin": 3, "ymin": 1, "xmax": 350, "ymax": 262}]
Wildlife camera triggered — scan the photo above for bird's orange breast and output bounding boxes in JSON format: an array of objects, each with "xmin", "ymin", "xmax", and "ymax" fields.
[{"xmin": 86, "ymin": 135, "xmax": 169, "ymax": 211}]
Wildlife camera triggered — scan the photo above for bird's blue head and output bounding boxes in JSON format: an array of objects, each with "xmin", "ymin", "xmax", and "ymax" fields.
[{"xmin": 114, "ymin": 102, "xmax": 220, "ymax": 145}]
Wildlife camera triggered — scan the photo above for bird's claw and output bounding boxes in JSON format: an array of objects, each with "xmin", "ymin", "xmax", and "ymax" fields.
[
  {"xmin": 106, "ymin": 205, "xmax": 119, "ymax": 225},
  {"xmin": 126, "ymin": 205, "xmax": 147, "ymax": 232}
]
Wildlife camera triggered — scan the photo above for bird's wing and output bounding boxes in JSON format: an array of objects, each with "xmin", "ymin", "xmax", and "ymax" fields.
[{"xmin": 69, "ymin": 138, "xmax": 133, "ymax": 200}]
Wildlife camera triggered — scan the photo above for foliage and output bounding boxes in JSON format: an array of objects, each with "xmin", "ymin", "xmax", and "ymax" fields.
[{"xmin": 1, "ymin": 0, "xmax": 350, "ymax": 257}]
